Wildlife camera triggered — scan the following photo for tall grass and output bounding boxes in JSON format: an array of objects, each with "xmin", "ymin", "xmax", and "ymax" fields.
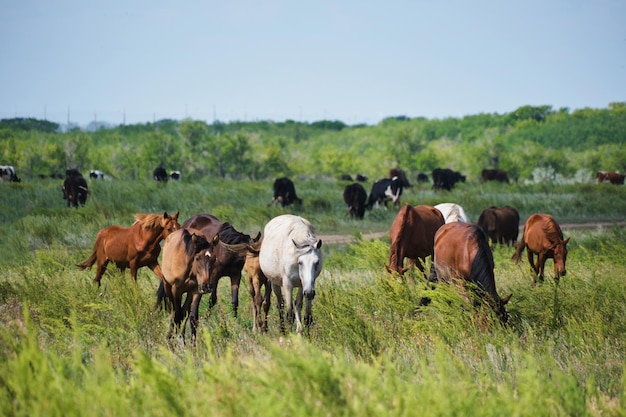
[{"xmin": 0, "ymin": 178, "xmax": 624, "ymax": 416}]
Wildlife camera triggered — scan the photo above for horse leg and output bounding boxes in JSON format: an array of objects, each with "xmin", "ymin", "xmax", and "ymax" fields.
[
  {"xmin": 230, "ymin": 275, "xmax": 241, "ymax": 317},
  {"xmin": 293, "ymin": 287, "xmax": 304, "ymax": 334},
  {"xmin": 303, "ymin": 292, "xmax": 313, "ymax": 328},
  {"xmin": 272, "ymin": 283, "xmax": 286, "ymax": 334},
  {"xmin": 94, "ymin": 259, "xmax": 109, "ymax": 286},
  {"xmin": 536, "ymin": 253, "xmax": 546, "ymax": 283},
  {"xmin": 261, "ymin": 281, "xmax": 271, "ymax": 332},
  {"xmin": 248, "ymin": 277, "xmax": 259, "ymax": 332},
  {"xmin": 189, "ymin": 293, "xmax": 203, "ymax": 341},
  {"xmin": 527, "ymin": 250, "xmax": 538, "ymax": 286}
]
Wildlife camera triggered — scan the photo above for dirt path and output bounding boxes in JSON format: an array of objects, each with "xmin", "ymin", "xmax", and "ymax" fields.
[{"xmin": 318, "ymin": 221, "xmax": 626, "ymax": 245}]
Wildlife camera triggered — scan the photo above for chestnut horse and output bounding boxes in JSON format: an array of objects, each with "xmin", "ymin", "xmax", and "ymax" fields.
[
  {"xmin": 77, "ymin": 211, "xmax": 180, "ymax": 286},
  {"xmin": 429, "ymin": 222, "xmax": 511, "ymax": 323},
  {"xmin": 244, "ymin": 238, "xmax": 272, "ymax": 332},
  {"xmin": 387, "ymin": 204, "xmax": 445, "ymax": 274},
  {"xmin": 512, "ymin": 213, "xmax": 570, "ymax": 286},
  {"xmin": 161, "ymin": 227, "xmax": 213, "ymax": 340}
]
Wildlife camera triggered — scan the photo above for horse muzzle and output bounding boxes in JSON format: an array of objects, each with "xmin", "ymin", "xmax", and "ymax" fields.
[
  {"xmin": 198, "ymin": 282, "xmax": 213, "ymax": 294},
  {"xmin": 304, "ymin": 289, "xmax": 316, "ymax": 300}
]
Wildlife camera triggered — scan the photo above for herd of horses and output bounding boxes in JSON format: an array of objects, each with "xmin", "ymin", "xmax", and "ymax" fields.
[{"xmin": 74, "ymin": 192, "xmax": 570, "ymax": 339}]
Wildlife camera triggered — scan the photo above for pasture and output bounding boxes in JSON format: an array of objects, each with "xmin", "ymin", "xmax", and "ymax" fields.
[{"xmin": 0, "ymin": 177, "xmax": 625, "ymax": 416}]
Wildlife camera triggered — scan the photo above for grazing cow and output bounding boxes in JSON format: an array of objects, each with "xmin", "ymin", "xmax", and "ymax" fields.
[
  {"xmin": 356, "ymin": 173, "xmax": 368, "ymax": 182},
  {"xmin": 389, "ymin": 168, "xmax": 411, "ymax": 188},
  {"xmin": 432, "ymin": 168, "xmax": 466, "ymax": 191},
  {"xmin": 477, "ymin": 206, "xmax": 520, "ymax": 247},
  {"xmin": 429, "ymin": 222, "xmax": 511, "ymax": 324},
  {"xmin": 269, "ymin": 177, "xmax": 302, "ymax": 207},
  {"xmin": 434, "ymin": 203, "xmax": 471, "ymax": 223},
  {"xmin": 170, "ymin": 171, "xmax": 181, "ymax": 181},
  {"xmin": 481, "ymin": 169, "xmax": 510, "ymax": 183},
  {"xmin": 387, "ymin": 204, "xmax": 445, "ymax": 274},
  {"xmin": 343, "ymin": 182, "xmax": 367, "ymax": 219},
  {"xmin": 512, "ymin": 213, "xmax": 569, "ymax": 286},
  {"xmin": 417, "ymin": 173, "xmax": 429, "ymax": 183},
  {"xmin": 365, "ymin": 177, "xmax": 404, "ymax": 209},
  {"xmin": 340, "ymin": 174, "xmax": 353, "ymax": 181},
  {"xmin": 153, "ymin": 166, "xmax": 168, "ymax": 182},
  {"xmin": 63, "ymin": 169, "xmax": 88, "ymax": 207},
  {"xmin": 0, "ymin": 165, "xmax": 21, "ymax": 182},
  {"xmin": 596, "ymin": 171, "xmax": 625, "ymax": 185},
  {"xmin": 89, "ymin": 170, "xmax": 104, "ymax": 180}
]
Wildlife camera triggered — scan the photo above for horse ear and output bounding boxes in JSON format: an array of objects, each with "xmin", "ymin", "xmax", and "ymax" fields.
[
  {"xmin": 563, "ymin": 237, "xmax": 570, "ymax": 245},
  {"xmin": 254, "ymin": 231, "xmax": 262, "ymax": 241},
  {"xmin": 501, "ymin": 293, "xmax": 512, "ymax": 305},
  {"xmin": 212, "ymin": 234, "xmax": 220, "ymax": 244},
  {"xmin": 316, "ymin": 239, "xmax": 322, "ymax": 249},
  {"xmin": 163, "ymin": 211, "xmax": 169, "ymax": 218}
]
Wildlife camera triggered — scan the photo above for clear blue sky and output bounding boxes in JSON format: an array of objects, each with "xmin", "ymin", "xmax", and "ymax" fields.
[{"xmin": 1, "ymin": 0, "xmax": 624, "ymax": 126}]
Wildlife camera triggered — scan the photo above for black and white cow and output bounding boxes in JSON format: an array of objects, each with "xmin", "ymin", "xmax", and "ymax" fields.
[
  {"xmin": 89, "ymin": 170, "xmax": 104, "ymax": 180},
  {"xmin": 365, "ymin": 176, "xmax": 403, "ymax": 209},
  {"xmin": 268, "ymin": 177, "xmax": 302, "ymax": 207},
  {"xmin": 343, "ymin": 182, "xmax": 367, "ymax": 219},
  {"xmin": 170, "ymin": 171, "xmax": 181, "ymax": 180},
  {"xmin": 153, "ymin": 166, "xmax": 168, "ymax": 182},
  {"xmin": 0, "ymin": 165, "xmax": 20, "ymax": 182}
]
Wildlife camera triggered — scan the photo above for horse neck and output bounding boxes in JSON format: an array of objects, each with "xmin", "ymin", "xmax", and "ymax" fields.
[
  {"xmin": 137, "ymin": 223, "xmax": 167, "ymax": 246},
  {"xmin": 469, "ymin": 233, "xmax": 499, "ymax": 301}
]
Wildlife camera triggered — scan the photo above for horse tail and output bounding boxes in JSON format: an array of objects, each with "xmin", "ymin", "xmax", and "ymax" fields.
[
  {"xmin": 511, "ymin": 229, "xmax": 526, "ymax": 263},
  {"xmin": 388, "ymin": 204, "xmax": 412, "ymax": 273},
  {"xmin": 76, "ymin": 249, "xmax": 97, "ymax": 269}
]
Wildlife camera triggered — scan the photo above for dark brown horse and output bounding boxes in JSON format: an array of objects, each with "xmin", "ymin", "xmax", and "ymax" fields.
[
  {"xmin": 477, "ymin": 205, "xmax": 520, "ymax": 247},
  {"xmin": 77, "ymin": 211, "xmax": 180, "ymax": 286},
  {"xmin": 429, "ymin": 222, "xmax": 511, "ymax": 323},
  {"xmin": 161, "ymin": 227, "xmax": 213, "ymax": 339},
  {"xmin": 244, "ymin": 238, "xmax": 272, "ymax": 332},
  {"xmin": 387, "ymin": 204, "xmax": 445, "ymax": 274},
  {"xmin": 512, "ymin": 213, "xmax": 570, "ymax": 286}
]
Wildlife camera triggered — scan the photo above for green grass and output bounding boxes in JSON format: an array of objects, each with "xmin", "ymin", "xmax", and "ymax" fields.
[{"xmin": 0, "ymin": 178, "xmax": 624, "ymax": 416}]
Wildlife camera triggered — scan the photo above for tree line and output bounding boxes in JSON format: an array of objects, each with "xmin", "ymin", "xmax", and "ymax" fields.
[{"xmin": 1, "ymin": 103, "xmax": 625, "ymax": 183}]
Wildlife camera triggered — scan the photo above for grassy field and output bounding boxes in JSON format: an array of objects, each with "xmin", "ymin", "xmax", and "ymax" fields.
[{"xmin": 0, "ymin": 177, "xmax": 625, "ymax": 416}]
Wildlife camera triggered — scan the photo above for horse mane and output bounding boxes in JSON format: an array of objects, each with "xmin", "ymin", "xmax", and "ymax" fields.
[
  {"xmin": 181, "ymin": 229, "xmax": 210, "ymax": 258},
  {"xmin": 469, "ymin": 226, "xmax": 498, "ymax": 301},
  {"xmin": 219, "ymin": 222, "xmax": 250, "ymax": 244},
  {"xmin": 134, "ymin": 213, "xmax": 166, "ymax": 230},
  {"xmin": 289, "ymin": 218, "xmax": 318, "ymax": 247},
  {"xmin": 543, "ymin": 218, "xmax": 564, "ymax": 243}
]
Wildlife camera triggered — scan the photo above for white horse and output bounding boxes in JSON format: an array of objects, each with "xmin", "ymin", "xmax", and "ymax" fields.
[
  {"xmin": 259, "ymin": 214, "xmax": 322, "ymax": 334},
  {"xmin": 434, "ymin": 203, "xmax": 471, "ymax": 224}
]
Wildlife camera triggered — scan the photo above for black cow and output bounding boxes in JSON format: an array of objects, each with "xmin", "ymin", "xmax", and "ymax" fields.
[
  {"xmin": 343, "ymin": 183, "xmax": 367, "ymax": 219},
  {"xmin": 153, "ymin": 166, "xmax": 168, "ymax": 182},
  {"xmin": 481, "ymin": 169, "xmax": 510, "ymax": 183},
  {"xmin": 0, "ymin": 165, "xmax": 21, "ymax": 182},
  {"xmin": 356, "ymin": 173, "xmax": 368, "ymax": 182},
  {"xmin": 63, "ymin": 169, "xmax": 88, "ymax": 207},
  {"xmin": 432, "ymin": 168, "xmax": 466, "ymax": 191},
  {"xmin": 340, "ymin": 174, "xmax": 353, "ymax": 181},
  {"xmin": 365, "ymin": 177, "xmax": 403, "ymax": 209},
  {"xmin": 269, "ymin": 177, "xmax": 302, "ymax": 207},
  {"xmin": 417, "ymin": 173, "xmax": 429, "ymax": 183}
]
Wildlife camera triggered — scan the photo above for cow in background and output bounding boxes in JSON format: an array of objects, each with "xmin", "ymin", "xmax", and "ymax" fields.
[
  {"xmin": 481, "ymin": 169, "xmax": 510, "ymax": 183},
  {"xmin": 89, "ymin": 170, "xmax": 104, "ymax": 180},
  {"xmin": 170, "ymin": 171, "xmax": 181, "ymax": 181},
  {"xmin": 153, "ymin": 166, "xmax": 168, "ymax": 182},
  {"xmin": 417, "ymin": 173, "xmax": 429, "ymax": 183},
  {"xmin": 63, "ymin": 169, "xmax": 88, "ymax": 207},
  {"xmin": 343, "ymin": 182, "xmax": 367, "ymax": 219},
  {"xmin": 432, "ymin": 168, "xmax": 466, "ymax": 191},
  {"xmin": 0, "ymin": 165, "xmax": 21, "ymax": 182},
  {"xmin": 365, "ymin": 176, "xmax": 403, "ymax": 209},
  {"xmin": 389, "ymin": 168, "xmax": 411, "ymax": 188},
  {"xmin": 269, "ymin": 177, "xmax": 302, "ymax": 207},
  {"xmin": 596, "ymin": 171, "xmax": 625, "ymax": 185},
  {"xmin": 356, "ymin": 173, "xmax": 368, "ymax": 182}
]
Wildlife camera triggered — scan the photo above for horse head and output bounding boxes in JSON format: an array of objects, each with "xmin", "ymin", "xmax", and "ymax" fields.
[
  {"xmin": 197, "ymin": 234, "xmax": 220, "ymax": 294},
  {"xmin": 161, "ymin": 211, "xmax": 181, "ymax": 237},
  {"xmin": 293, "ymin": 238, "xmax": 323, "ymax": 300},
  {"xmin": 553, "ymin": 237, "xmax": 570, "ymax": 279},
  {"xmin": 188, "ymin": 232, "xmax": 214, "ymax": 290}
]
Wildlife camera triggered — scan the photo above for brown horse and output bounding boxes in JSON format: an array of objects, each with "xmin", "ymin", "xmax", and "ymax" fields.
[
  {"xmin": 477, "ymin": 205, "xmax": 520, "ymax": 247},
  {"xmin": 77, "ymin": 211, "xmax": 180, "ymax": 286},
  {"xmin": 429, "ymin": 222, "xmax": 511, "ymax": 323},
  {"xmin": 387, "ymin": 204, "xmax": 445, "ymax": 274},
  {"xmin": 161, "ymin": 227, "xmax": 213, "ymax": 339},
  {"xmin": 512, "ymin": 213, "xmax": 570, "ymax": 286},
  {"xmin": 244, "ymin": 238, "xmax": 272, "ymax": 332}
]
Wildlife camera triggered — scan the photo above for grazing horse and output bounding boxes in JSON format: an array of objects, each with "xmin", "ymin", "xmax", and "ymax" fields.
[
  {"xmin": 244, "ymin": 239, "xmax": 272, "ymax": 332},
  {"xmin": 76, "ymin": 212, "xmax": 181, "ymax": 286},
  {"xmin": 429, "ymin": 222, "xmax": 511, "ymax": 323},
  {"xmin": 512, "ymin": 213, "xmax": 570, "ymax": 286},
  {"xmin": 259, "ymin": 214, "xmax": 322, "ymax": 334},
  {"xmin": 387, "ymin": 204, "xmax": 445, "ymax": 274},
  {"xmin": 434, "ymin": 203, "xmax": 471, "ymax": 223},
  {"xmin": 477, "ymin": 205, "xmax": 520, "ymax": 247},
  {"xmin": 161, "ymin": 228, "xmax": 213, "ymax": 339}
]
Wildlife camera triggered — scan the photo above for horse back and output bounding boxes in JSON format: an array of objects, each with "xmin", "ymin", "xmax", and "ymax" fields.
[
  {"xmin": 433, "ymin": 222, "xmax": 477, "ymax": 279},
  {"xmin": 524, "ymin": 213, "xmax": 563, "ymax": 253}
]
